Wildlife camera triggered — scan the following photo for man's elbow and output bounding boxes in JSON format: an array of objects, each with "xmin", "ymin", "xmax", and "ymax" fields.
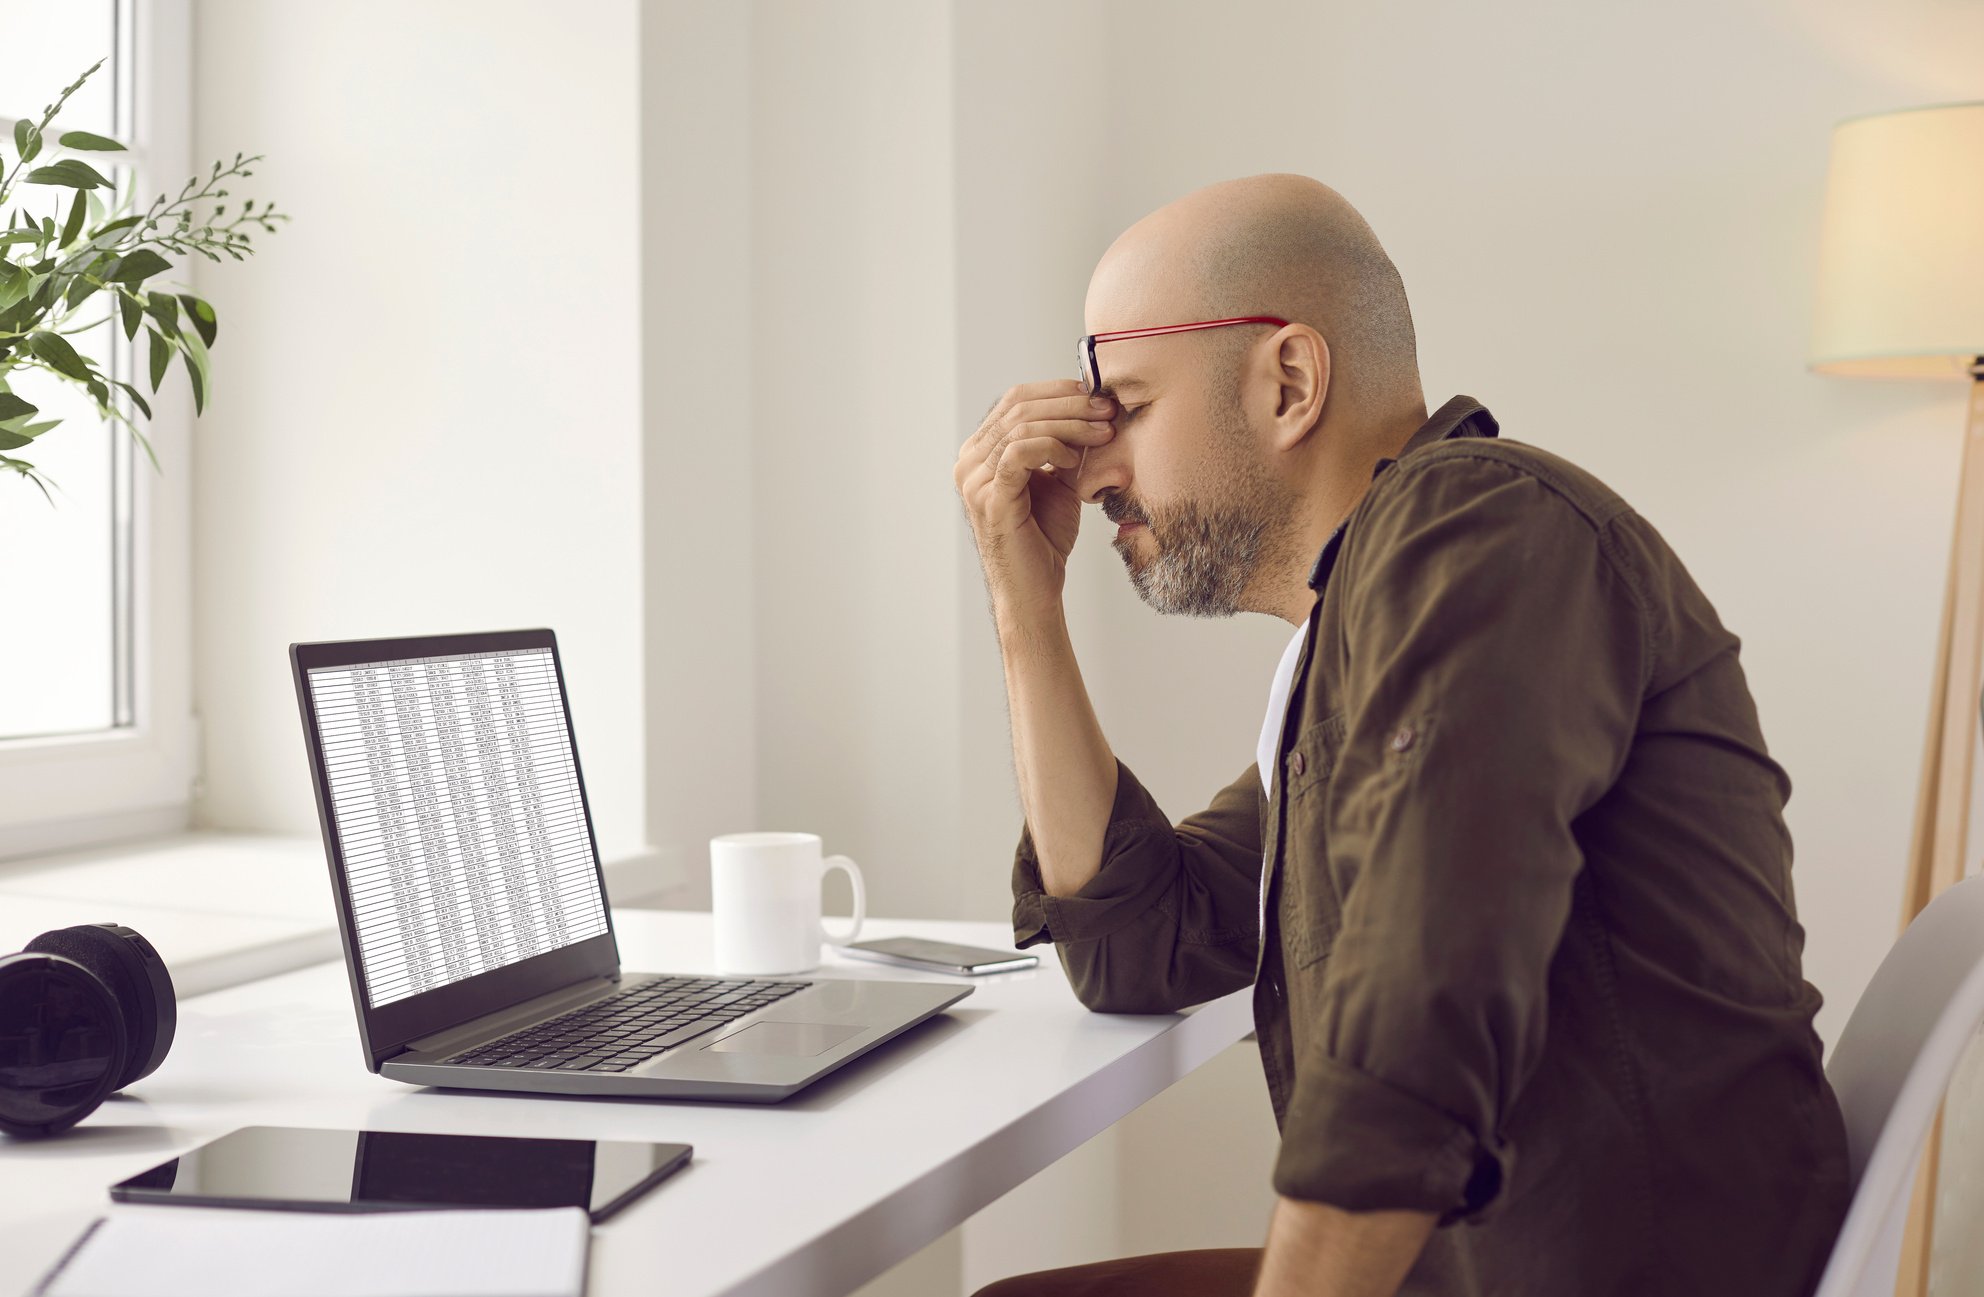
[
  {"xmin": 1065, "ymin": 963, "xmax": 1202, "ymax": 1015},
  {"xmin": 1077, "ymin": 988, "xmax": 1193, "ymax": 1015}
]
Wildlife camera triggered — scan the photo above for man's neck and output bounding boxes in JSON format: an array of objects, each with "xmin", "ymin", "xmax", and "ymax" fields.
[{"xmin": 1264, "ymin": 398, "xmax": 1430, "ymax": 626}]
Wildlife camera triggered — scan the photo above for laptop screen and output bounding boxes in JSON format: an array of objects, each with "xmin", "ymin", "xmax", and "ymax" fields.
[{"xmin": 301, "ymin": 644, "xmax": 611, "ymax": 1009}]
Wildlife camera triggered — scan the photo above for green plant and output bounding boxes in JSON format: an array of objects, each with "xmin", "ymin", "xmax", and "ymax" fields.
[{"xmin": 1, "ymin": 59, "xmax": 285, "ymax": 500}]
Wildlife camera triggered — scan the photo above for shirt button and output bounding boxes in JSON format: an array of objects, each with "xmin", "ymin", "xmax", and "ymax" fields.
[
  {"xmin": 1289, "ymin": 751, "xmax": 1306, "ymax": 778},
  {"xmin": 1389, "ymin": 726, "xmax": 1417, "ymax": 753}
]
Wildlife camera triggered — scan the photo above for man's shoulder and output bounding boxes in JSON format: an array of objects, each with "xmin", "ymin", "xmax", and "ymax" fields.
[{"xmin": 1377, "ymin": 433, "xmax": 1634, "ymax": 535}]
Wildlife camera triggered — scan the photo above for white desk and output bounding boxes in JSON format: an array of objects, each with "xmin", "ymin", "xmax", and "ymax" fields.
[{"xmin": 2, "ymin": 911, "xmax": 1252, "ymax": 1297}]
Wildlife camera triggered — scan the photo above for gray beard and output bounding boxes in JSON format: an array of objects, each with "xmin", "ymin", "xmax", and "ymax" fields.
[
  {"xmin": 1114, "ymin": 495, "xmax": 1287, "ymax": 618},
  {"xmin": 1108, "ymin": 380, "xmax": 1301, "ymax": 619}
]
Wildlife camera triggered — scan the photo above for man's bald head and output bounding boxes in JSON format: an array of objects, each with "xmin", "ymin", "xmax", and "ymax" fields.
[
  {"xmin": 1071, "ymin": 175, "xmax": 1431, "ymax": 624},
  {"xmin": 1086, "ymin": 174, "xmax": 1421, "ymax": 421}
]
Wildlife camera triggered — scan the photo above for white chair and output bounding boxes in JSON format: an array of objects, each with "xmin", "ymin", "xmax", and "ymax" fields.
[{"xmin": 1814, "ymin": 874, "xmax": 1984, "ymax": 1296}]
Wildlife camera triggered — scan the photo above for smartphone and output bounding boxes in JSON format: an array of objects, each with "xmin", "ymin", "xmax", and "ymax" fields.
[
  {"xmin": 109, "ymin": 1126, "xmax": 691, "ymax": 1222},
  {"xmin": 840, "ymin": 937, "xmax": 1039, "ymax": 976}
]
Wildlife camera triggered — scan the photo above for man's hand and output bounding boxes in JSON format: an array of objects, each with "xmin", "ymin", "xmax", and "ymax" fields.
[
  {"xmin": 953, "ymin": 379, "xmax": 1116, "ymax": 620},
  {"xmin": 1252, "ymin": 1196, "xmax": 1436, "ymax": 1297}
]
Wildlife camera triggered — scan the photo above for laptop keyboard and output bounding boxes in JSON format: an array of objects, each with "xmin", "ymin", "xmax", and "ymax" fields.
[{"xmin": 444, "ymin": 976, "xmax": 811, "ymax": 1074}]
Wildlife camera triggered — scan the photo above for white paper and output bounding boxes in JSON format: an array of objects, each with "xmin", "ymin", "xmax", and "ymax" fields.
[{"xmin": 36, "ymin": 1206, "xmax": 590, "ymax": 1297}]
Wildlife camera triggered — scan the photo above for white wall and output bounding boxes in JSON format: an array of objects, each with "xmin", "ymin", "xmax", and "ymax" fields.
[
  {"xmin": 188, "ymin": 0, "xmax": 649, "ymax": 865},
  {"xmin": 640, "ymin": 0, "xmax": 760, "ymax": 897},
  {"xmin": 748, "ymin": 0, "xmax": 969, "ymax": 922}
]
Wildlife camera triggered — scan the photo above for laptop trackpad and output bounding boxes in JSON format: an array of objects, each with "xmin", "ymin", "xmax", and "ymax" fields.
[{"xmin": 703, "ymin": 1022, "xmax": 863, "ymax": 1057}]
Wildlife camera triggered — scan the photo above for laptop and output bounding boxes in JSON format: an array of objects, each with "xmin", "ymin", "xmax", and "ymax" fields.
[{"xmin": 289, "ymin": 628, "xmax": 971, "ymax": 1102}]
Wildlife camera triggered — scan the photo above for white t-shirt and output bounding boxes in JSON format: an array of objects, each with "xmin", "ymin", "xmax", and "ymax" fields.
[
  {"xmin": 1256, "ymin": 613, "xmax": 1313, "ymax": 939},
  {"xmin": 1258, "ymin": 615, "xmax": 1312, "ymax": 795}
]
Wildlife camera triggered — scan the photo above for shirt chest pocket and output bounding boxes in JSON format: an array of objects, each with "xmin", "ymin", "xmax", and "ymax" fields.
[{"xmin": 1279, "ymin": 713, "xmax": 1347, "ymax": 971}]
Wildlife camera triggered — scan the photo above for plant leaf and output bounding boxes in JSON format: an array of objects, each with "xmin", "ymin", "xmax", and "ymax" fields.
[
  {"xmin": 0, "ymin": 229, "xmax": 45, "ymax": 247},
  {"xmin": 63, "ymin": 274, "xmax": 99, "ymax": 309},
  {"xmin": 86, "ymin": 215, "xmax": 141, "ymax": 241},
  {"xmin": 0, "ymin": 393, "xmax": 37, "ymax": 422},
  {"xmin": 24, "ymin": 158, "xmax": 111, "ymax": 190},
  {"xmin": 124, "ymin": 418, "xmax": 159, "ymax": 474},
  {"xmin": 113, "ymin": 378, "xmax": 151, "ymax": 419},
  {"xmin": 12, "ymin": 119, "xmax": 40, "ymax": 164},
  {"xmin": 181, "ymin": 327, "xmax": 210, "ymax": 413},
  {"xmin": 0, "ymin": 263, "xmax": 28, "ymax": 312},
  {"xmin": 144, "ymin": 292, "xmax": 179, "ymax": 337},
  {"xmin": 118, "ymin": 289, "xmax": 142, "ymax": 339},
  {"xmin": 177, "ymin": 293, "xmax": 217, "ymax": 347},
  {"xmin": 0, "ymin": 417, "xmax": 58, "ymax": 449},
  {"xmin": 108, "ymin": 248, "xmax": 171, "ymax": 284},
  {"xmin": 183, "ymin": 352, "xmax": 206, "ymax": 412},
  {"xmin": 59, "ymin": 190, "xmax": 88, "ymax": 248},
  {"xmin": 26, "ymin": 330, "xmax": 92, "ymax": 381},
  {"xmin": 57, "ymin": 130, "xmax": 126, "ymax": 152},
  {"xmin": 147, "ymin": 327, "xmax": 172, "ymax": 392}
]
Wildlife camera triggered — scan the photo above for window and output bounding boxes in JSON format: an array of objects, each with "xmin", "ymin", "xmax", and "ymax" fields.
[{"xmin": 0, "ymin": 0, "xmax": 197, "ymax": 858}]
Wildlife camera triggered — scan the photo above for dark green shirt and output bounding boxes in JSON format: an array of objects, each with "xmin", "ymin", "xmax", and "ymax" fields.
[{"xmin": 1011, "ymin": 396, "xmax": 1850, "ymax": 1296}]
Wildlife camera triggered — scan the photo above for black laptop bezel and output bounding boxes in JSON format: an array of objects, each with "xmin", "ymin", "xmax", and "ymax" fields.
[{"xmin": 290, "ymin": 627, "xmax": 621, "ymax": 1072}]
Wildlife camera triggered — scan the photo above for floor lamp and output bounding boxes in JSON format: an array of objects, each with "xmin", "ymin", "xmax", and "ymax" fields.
[{"xmin": 1811, "ymin": 101, "xmax": 1984, "ymax": 1296}]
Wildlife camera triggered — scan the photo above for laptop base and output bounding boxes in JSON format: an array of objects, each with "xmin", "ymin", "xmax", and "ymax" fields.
[{"xmin": 383, "ymin": 974, "xmax": 971, "ymax": 1102}]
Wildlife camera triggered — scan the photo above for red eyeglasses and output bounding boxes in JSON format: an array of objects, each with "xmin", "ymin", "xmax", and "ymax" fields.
[{"xmin": 1076, "ymin": 315, "xmax": 1289, "ymax": 395}]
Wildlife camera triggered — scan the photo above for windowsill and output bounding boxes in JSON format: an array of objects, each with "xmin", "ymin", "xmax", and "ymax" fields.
[{"xmin": 0, "ymin": 831, "xmax": 680, "ymax": 997}]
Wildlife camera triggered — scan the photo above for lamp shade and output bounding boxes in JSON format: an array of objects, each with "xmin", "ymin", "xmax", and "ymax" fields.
[{"xmin": 1810, "ymin": 102, "xmax": 1984, "ymax": 378}]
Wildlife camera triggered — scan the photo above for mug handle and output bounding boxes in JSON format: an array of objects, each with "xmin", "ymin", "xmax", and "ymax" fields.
[{"xmin": 821, "ymin": 855, "xmax": 866, "ymax": 947}]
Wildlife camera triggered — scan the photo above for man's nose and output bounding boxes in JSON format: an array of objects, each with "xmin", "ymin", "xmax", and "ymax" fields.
[{"xmin": 1077, "ymin": 436, "xmax": 1125, "ymax": 506}]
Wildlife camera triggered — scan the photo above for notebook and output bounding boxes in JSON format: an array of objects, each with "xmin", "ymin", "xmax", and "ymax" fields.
[{"xmin": 33, "ymin": 1206, "xmax": 589, "ymax": 1297}]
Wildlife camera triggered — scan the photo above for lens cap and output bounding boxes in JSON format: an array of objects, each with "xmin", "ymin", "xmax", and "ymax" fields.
[{"xmin": 0, "ymin": 953, "xmax": 129, "ymax": 1138}]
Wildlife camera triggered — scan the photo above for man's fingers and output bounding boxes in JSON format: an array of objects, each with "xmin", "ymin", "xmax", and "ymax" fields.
[
  {"xmin": 978, "ymin": 418, "xmax": 1114, "ymax": 477},
  {"xmin": 995, "ymin": 379, "xmax": 1087, "ymax": 411},
  {"xmin": 1008, "ymin": 393, "xmax": 1116, "ymax": 429},
  {"xmin": 990, "ymin": 434, "xmax": 1082, "ymax": 495},
  {"xmin": 964, "ymin": 380, "xmax": 1091, "ymax": 456}
]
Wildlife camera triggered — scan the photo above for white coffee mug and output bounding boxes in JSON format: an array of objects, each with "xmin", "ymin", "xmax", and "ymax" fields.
[{"xmin": 710, "ymin": 832, "xmax": 866, "ymax": 975}]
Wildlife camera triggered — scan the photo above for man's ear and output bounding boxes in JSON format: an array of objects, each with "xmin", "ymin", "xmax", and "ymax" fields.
[{"xmin": 1267, "ymin": 325, "xmax": 1329, "ymax": 451}]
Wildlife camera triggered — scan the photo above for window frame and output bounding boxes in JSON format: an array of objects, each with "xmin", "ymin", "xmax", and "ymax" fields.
[{"xmin": 0, "ymin": 0, "xmax": 197, "ymax": 860}]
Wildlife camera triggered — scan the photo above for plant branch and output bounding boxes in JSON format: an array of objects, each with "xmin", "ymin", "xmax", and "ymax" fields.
[{"xmin": 0, "ymin": 60, "xmax": 103, "ymax": 207}]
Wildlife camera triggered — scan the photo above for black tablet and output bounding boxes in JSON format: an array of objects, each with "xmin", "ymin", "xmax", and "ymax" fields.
[{"xmin": 110, "ymin": 1126, "xmax": 691, "ymax": 1222}]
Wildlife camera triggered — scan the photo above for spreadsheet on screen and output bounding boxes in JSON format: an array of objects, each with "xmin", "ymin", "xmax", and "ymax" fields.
[{"xmin": 306, "ymin": 647, "xmax": 609, "ymax": 1008}]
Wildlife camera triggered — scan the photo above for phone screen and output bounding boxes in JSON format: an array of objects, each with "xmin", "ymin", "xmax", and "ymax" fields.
[{"xmin": 110, "ymin": 1126, "xmax": 691, "ymax": 1222}]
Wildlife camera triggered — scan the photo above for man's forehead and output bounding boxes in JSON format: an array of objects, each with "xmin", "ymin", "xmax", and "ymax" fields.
[
  {"xmin": 1084, "ymin": 284, "xmax": 1192, "ymax": 395},
  {"xmin": 1084, "ymin": 237, "xmax": 1199, "ymax": 334},
  {"xmin": 1085, "ymin": 288, "xmax": 1194, "ymax": 336}
]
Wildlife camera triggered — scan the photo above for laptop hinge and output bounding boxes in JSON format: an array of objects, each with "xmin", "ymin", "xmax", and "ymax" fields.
[{"xmin": 399, "ymin": 975, "xmax": 621, "ymax": 1060}]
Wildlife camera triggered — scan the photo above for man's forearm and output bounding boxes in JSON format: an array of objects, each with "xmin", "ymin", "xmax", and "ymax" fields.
[
  {"xmin": 1253, "ymin": 1196, "xmax": 1436, "ymax": 1297},
  {"xmin": 996, "ymin": 600, "xmax": 1118, "ymax": 898}
]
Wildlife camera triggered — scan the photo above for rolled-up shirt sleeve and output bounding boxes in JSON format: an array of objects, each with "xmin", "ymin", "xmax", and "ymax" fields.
[
  {"xmin": 1272, "ymin": 456, "xmax": 1647, "ymax": 1219},
  {"xmin": 1013, "ymin": 757, "xmax": 1264, "ymax": 1014}
]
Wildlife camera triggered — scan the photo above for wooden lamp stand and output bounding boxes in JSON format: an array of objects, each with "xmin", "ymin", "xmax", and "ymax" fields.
[{"xmin": 1895, "ymin": 363, "xmax": 1984, "ymax": 1296}]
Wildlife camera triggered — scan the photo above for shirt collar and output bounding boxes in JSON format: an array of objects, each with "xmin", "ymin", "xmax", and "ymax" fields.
[{"xmin": 1305, "ymin": 396, "xmax": 1500, "ymax": 594}]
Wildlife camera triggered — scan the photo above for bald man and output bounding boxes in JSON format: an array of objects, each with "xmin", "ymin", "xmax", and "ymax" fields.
[{"xmin": 952, "ymin": 175, "xmax": 1849, "ymax": 1297}]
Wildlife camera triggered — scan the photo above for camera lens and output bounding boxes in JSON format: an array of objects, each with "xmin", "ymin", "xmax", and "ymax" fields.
[{"xmin": 0, "ymin": 956, "xmax": 127, "ymax": 1138}]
